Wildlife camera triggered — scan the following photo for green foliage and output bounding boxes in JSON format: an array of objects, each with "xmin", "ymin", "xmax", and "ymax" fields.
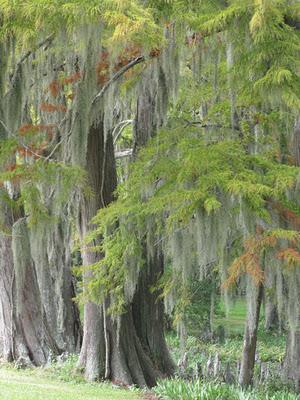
[
  {"xmin": 182, "ymin": 277, "xmax": 221, "ymax": 334},
  {"xmin": 88, "ymin": 125, "xmax": 299, "ymax": 312},
  {"xmin": 43, "ymin": 354, "xmax": 84, "ymax": 384},
  {"xmin": 154, "ymin": 378, "xmax": 299, "ymax": 400},
  {"xmin": 197, "ymin": 0, "xmax": 300, "ymax": 110},
  {"xmin": 0, "ymin": 157, "xmax": 86, "ymax": 227},
  {"xmin": 155, "ymin": 379, "xmax": 240, "ymax": 400},
  {"xmin": 0, "ymin": 0, "xmax": 162, "ymax": 50}
]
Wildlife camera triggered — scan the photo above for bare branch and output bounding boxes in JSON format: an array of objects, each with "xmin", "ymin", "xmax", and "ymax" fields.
[
  {"xmin": 112, "ymin": 120, "xmax": 133, "ymax": 144},
  {"xmin": 115, "ymin": 148, "xmax": 133, "ymax": 159}
]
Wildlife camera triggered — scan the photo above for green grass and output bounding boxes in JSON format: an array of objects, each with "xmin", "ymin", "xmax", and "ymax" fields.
[
  {"xmin": 0, "ymin": 366, "xmax": 140, "ymax": 400},
  {"xmin": 215, "ymin": 298, "xmax": 247, "ymax": 335},
  {"xmin": 154, "ymin": 378, "xmax": 298, "ymax": 400}
]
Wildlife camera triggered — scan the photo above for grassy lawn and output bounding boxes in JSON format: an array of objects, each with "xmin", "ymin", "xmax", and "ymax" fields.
[{"xmin": 0, "ymin": 367, "xmax": 140, "ymax": 400}]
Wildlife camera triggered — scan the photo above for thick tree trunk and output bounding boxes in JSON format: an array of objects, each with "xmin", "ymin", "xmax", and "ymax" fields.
[
  {"xmin": 78, "ymin": 113, "xmax": 173, "ymax": 386},
  {"xmin": 0, "ymin": 206, "xmax": 15, "ymax": 362},
  {"xmin": 0, "ymin": 201, "xmax": 81, "ymax": 363},
  {"xmin": 0, "ymin": 216, "xmax": 64, "ymax": 364},
  {"xmin": 239, "ymin": 283, "xmax": 263, "ymax": 387},
  {"xmin": 132, "ymin": 245, "xmax": 175, "ymax": 377},
  {"xmin": 264, "ymin": 300, "xmax": 278, "ymax": 331},
  {"xmin": 292, "ymin": 116, "xmax": 300, "ymax": 166},
  {"xmin": 131, "ymin": 61, "xmax": 175, "ymax": 378},
  {"xmin": 79, "ymin": 33, "xmax": 177, "ymax": 386},
  {"xmin": 284, "ymin": 330, "xmax": 300, "ymax": 392},
  {"xmin": 29, "ymin": 220, "xmax": 82, "ymax": 354},
  {"xmin": 77, "ymin": 119, "xmax": 114, "ymax": 380}
]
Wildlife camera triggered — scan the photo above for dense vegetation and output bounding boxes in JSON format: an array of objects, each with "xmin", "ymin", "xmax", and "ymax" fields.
[{"xmin": 0, "ymin": 0, "xmax": 300, "ymax": 398}]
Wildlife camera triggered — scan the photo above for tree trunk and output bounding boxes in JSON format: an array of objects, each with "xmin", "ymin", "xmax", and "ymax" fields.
[
  {"xmin": 264, "ymin": 261, "xmax": 278, "ymax": 331},
  {"xmin": 284, "ymin": 330, "xmax": 300, "ymax": 392},
  {"xmin": 239, "ymin": 282, "xmax": 263, "ymax": 387},
  {"xmin": 226, "ymin": 40, "xmax": 239, "ymax": 134},
  {"xmin": 77, "ymin": 119, "xmax": 115, "ymax": 380},
  {"xmin": 0, "ymin": 203, "xmax": 15, "ymax": 362},
  {"xmin": 132, "ymin": 244, "xmax": 175, "ymax": 376},
  {"xmin": 78, "ymin": 32, "xmax": 177, "ymax": 386},
  {"xmin": 77, "ymin": 118, "xmax": 167, "ymax": 386},
  {"xmin": 0, "ymin": 196, "xmax": 81, "ymax": 363},
  {"xmin": 264, "ymin": 300, "xmax": 278, "ymax": 331},
  {"xmin": 29, "ymin": 219, "xmax": 82, "ymax": 354},
  {"xmin": 131, "ymin": 61, "xmax": 175, "ymax": 377},
  {"xmin": 0, "ymin": 217, "xmax": 55, "ymax": 363},
  {"xmin": 292, "ymin": 115, "xmax": 300, "ymax": 166}
]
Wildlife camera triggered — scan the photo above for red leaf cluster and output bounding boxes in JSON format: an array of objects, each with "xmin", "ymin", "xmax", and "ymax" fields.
[
  {"xmin": 49, "ymin": 80, "xmax": 60, "ymax": 97},
  {"xmin": 19, "ymin": 124, "xmax": 56, "ymax": 136},
  {"xmin": 270, "ymin": 200, "xmax": 300, "ymax": 230},
  {"xmin": 40, "ymin": 103, "xmax": 67, "ymax": 113},
  {"xmin": 61, "ymin": 71, "xmax": 81, "ymax": 86}
]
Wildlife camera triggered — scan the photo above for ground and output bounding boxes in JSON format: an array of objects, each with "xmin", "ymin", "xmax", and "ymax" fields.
[{"xmin": 0, "ymin": 367, "xmax": 140, "ymax": 400}]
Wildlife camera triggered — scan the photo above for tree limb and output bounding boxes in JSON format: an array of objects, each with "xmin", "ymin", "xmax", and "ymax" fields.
[
  {"xmin": 91, "ymin": 56, "xmax": 145, "ymax": 106},
  {"xmin": 9, "ymin": 33, "xmax": 55, "ymax": 90}
]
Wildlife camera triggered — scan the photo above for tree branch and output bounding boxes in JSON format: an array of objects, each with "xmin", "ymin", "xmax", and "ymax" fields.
[
  {"xmin": 115, "ymin": 148, "xmax": 133, "ymax": 159},
  {"xmin": 9, "ymin": 34, "xmax": 55, "ymax": 90},
  {"xmin": 112, "ymin": 120, "xmax": 133, "ymax": 144},
  {"xmin": 91, "ymin": 56, "xmax": 145, "ymax": 106}
]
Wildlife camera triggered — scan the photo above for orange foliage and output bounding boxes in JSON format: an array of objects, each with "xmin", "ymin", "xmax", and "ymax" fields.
[
  {"xmin": 149, "ymin": 48, "xmax": 161, "ymax": 58},
  {"xmin": 5, "ymin": 164, "xmax": 17, "ymax": 172},
  {"xmin": 277, "ymin": 248, "xmax": 300, "ymax": 268},
  {"xmin": 19, "ymin": 124, "xmax": 56, "ymax": 136},
  {"xmin": 270, "ymin": 200, "xmax": 300, "ymax": 230},
  {"xmin": 61, "ymin": 71, "xmax": 82, "ymax": 86},
  {"xmin": 223, "ymin": 228, "xmax": 278, "ymax": 288},
  {"xmin": 19, "ymin": 124, "xmax": 40, "ymax": 136},
  {"xmin": 40, "ymin": 103, "xmax": 67, "ymax": 113},
  {"xmin": 49, "ymin": 80, "xmax": 60, "ymax": 97},
  {"xmin": 113, "ymin": 45, "xmax": 142, "ymax": 73},
  {"xmin": 96, "ymin": 46, "xmax": 144, "ymax": 86},
  {"xmin": 17, "ymin": 147, "xmax": 28, "ymax": 156},
  {"xmin": 96, "ymin": 50, "xmax": 110, "ymax": 85}
]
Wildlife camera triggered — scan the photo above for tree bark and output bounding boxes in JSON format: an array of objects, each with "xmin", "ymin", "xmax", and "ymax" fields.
[
  {"xmin": 239, "ymin": 282, "xmax": 263, "ymax": 387},
  {"xmin": 77, "ymin": 119, "xmax": 115, "ymax": 380},
  {"xmin": 29, "ymin": 219, "xmax": 82, "ymax": 354},
  {"xmin": 78, "ymin": 32, "xmax": 177, "ymax": 387},
  {"xmin": 132, "ymin": 244, "xmax": 175, "ymax": 377},
  {"xmin": 77, "ymin": 118, "xmax": 167, "ymax": 386},
  {"xmin": 0, "ymin": 203, "xmax": 15, "ymax": 362},
  {"xmin": 292, "ymin": 115, "xmax": 300, "ymax": 166},
  {"xmin": 284, "ymin": 330, "xmax": 300, "ymax": 392}
]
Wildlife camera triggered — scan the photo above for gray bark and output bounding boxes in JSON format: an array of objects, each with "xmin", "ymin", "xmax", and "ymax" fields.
[
  {"xmin": 284, "ymin": 331, "xmax": 300, "ymax": 392},
  {"xmin": 0, "ymin": 207, "xmax": 81, "ymax": 365},
  {"xmin": 239, "ymin": 283, "xmax": 263, "ymax": 387},
  {"xmin": 292, "ymin": 116, "xmax": 300, "ymax": 166}
]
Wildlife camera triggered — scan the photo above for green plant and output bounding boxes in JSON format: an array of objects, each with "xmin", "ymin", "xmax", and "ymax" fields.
[
  {"xmin": 43, "ymin": 354, "xmax": 85, "ymax": 384},
  {"xmin": 154, "ymin": 379, "xmax": 300, "ymax": 400}
]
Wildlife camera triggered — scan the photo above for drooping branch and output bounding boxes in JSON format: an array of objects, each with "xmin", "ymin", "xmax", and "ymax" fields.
[
  {"xmin": 91, "ymin": 56, "xmax": 145, "ymax": 106},
  {"xmin": 8, "ymin": 34, "xmax": 55, "ymax": 91},
  {"xmin": 112, "ymin": 120, "xmax": 133, "ymax": 144}
]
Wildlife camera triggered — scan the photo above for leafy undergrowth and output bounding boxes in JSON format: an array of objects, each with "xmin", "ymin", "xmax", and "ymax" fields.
[
  {"xmin": 0, "ymin": 359, "xmax": 140, "ymax": 400},
  {"xmin": 167, "ymin": 329, "xmax": 285, "ymax": 373},
  {"xmin": 154, "ymin": 379, "xmax": 298, "ymax": 400}
]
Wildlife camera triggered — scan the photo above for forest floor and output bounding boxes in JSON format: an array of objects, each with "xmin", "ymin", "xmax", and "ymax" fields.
[{"xmin": 0, "ymin": 366, "xmax": 141, "ymax": 400}]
